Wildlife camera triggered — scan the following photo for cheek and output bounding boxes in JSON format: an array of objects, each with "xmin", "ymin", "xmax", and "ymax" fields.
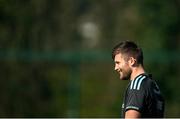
[
  {"xmin": 121, "ymin": 63, "xmax": 130, "ymax": 71},
  {"xmin": 120, "ymin": 63, "xmax": 127, "ymax": 69}
]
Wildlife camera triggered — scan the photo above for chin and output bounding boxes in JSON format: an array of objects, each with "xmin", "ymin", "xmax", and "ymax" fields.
[
  {"xmin": 121, "ymin": 77, "xmax": 129, "ymax": 80},
  {"xmin": 120, "ymin": 75, "xmax": 129, "ymax": 80}
]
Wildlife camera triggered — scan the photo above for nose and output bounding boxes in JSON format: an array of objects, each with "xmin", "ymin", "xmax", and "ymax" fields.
[{"xmin": 114, "ymin": 64, "xmax": 118, "ymax": 71}]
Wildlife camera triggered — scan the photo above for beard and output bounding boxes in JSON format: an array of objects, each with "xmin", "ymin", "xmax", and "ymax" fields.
[{"xmin": 119, "ymin": 68, "xmax": 132, "ymax": 80}]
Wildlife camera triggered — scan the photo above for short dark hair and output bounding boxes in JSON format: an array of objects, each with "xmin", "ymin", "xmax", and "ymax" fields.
[{"xmin": 112, "ymin": 41, "xmax": 143, "ymax": 65}]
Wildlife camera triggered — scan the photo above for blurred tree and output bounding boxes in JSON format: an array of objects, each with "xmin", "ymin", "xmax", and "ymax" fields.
[{"xmin": 0, "ymin": 0, "xmax": 179, "ymax": 117}]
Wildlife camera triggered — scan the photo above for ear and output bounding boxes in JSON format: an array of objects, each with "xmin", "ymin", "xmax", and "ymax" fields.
[{"xmin": 128, "ymin": 57, "xmax": 136, "ymax": 67}]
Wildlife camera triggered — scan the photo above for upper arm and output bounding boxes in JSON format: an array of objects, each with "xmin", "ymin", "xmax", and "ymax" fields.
[
  {"xmin": 125, "ymin": 86, "xmax": 147, "ymax": 113},
  {"xmin": 125, "ymin": 110, "xmax": 141, "ymax": 118},
  {"xmin": 124, "ymin": 76, "xmax": 148, "ymax": 117}
]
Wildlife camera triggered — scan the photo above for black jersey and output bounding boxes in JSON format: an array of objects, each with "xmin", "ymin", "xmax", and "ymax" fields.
[{"xmin": 121, "ymin": 73, "xmax": 165, "ymax": 118}]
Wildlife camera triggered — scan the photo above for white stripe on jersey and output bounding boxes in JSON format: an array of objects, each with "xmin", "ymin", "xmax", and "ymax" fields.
[
  {"xmin": 137, "ymin": 76, "xmax": 146, "ymax": 90},
  {"xmin": 133, "ymin": 75, "xmax": 143, "ymax": 89},
  {"xmin": 130, "ymin": 75, "xmax": 142, "ymax": 90},
  {"xmin": 130, "ymin": 78, "xmax": 135, "ymax": 89},
  {"xmin": 130, "ymin": 75, "xmax": 146, "ymax": 90}
]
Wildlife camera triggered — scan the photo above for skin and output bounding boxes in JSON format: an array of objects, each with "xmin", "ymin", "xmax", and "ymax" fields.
[{"xmin": 114, "ymin": 53, "xmax": 145, "ymax": 118}]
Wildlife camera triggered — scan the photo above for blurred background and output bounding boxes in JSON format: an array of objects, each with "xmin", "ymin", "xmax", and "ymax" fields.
[{"xmin": 0, "ymin": 0, "xmax": 180, "ymax": 117}]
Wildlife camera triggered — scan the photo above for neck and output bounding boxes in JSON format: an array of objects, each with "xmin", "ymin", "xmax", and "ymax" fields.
[{"xmin": 130, "ymin": 65, "xmax": 145, "ymax": 80}]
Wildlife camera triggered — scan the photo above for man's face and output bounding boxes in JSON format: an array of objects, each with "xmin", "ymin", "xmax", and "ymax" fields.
[{"xmin": 114, "ymin": 53, "xmax": 132, "ymax": 80}]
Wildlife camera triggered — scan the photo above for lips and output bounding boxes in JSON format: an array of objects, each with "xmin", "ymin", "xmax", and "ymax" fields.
[{"xmin": 119, "ymin": 71, "xmax": 122, "ymax": 76}]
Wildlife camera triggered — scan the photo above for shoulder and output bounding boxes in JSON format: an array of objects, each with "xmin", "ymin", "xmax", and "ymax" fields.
[{"xmin": 129, "ymin": 74, "xmax": 149, "ymax": 91}]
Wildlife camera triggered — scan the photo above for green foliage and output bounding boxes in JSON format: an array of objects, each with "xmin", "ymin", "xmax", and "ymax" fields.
[{"xmin": 0, "ymin": 0, "xmax": 179, "ymax": 117}]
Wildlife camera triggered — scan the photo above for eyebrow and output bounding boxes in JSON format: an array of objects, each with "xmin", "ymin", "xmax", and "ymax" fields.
[{"xmin": 114, "ymin": 61, "xmax": 120, "ymax": 63}]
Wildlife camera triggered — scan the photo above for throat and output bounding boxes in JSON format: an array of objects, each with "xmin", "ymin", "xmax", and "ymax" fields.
[{"xmin": 130, "ymin": 66, "xmax": 145, "ymax": 80}]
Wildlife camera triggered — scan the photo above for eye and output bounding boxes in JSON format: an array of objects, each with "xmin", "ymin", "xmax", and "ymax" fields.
[{"xmin": 115, "ymin": 61, "xmax": 120, "ymax": 65}]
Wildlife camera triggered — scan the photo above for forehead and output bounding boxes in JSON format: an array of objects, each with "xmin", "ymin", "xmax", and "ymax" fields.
[{"xmin": 114, "ymin": 53, "xmax": 124, "ymax": 61}]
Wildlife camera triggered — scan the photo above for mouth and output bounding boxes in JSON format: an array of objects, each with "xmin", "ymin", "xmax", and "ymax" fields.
[
  {"xmin": 119, "ymin": 70, "xmax": 123, "ymax": 76},
  {"xmin": 119, "ymin": 71, "xmax": 122, "ymax": 76}
]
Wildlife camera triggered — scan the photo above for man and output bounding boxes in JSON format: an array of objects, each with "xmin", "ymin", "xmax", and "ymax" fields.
[{"xmin": 112, "ymin": 41, "xmax": 165, "ymax": 118}]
